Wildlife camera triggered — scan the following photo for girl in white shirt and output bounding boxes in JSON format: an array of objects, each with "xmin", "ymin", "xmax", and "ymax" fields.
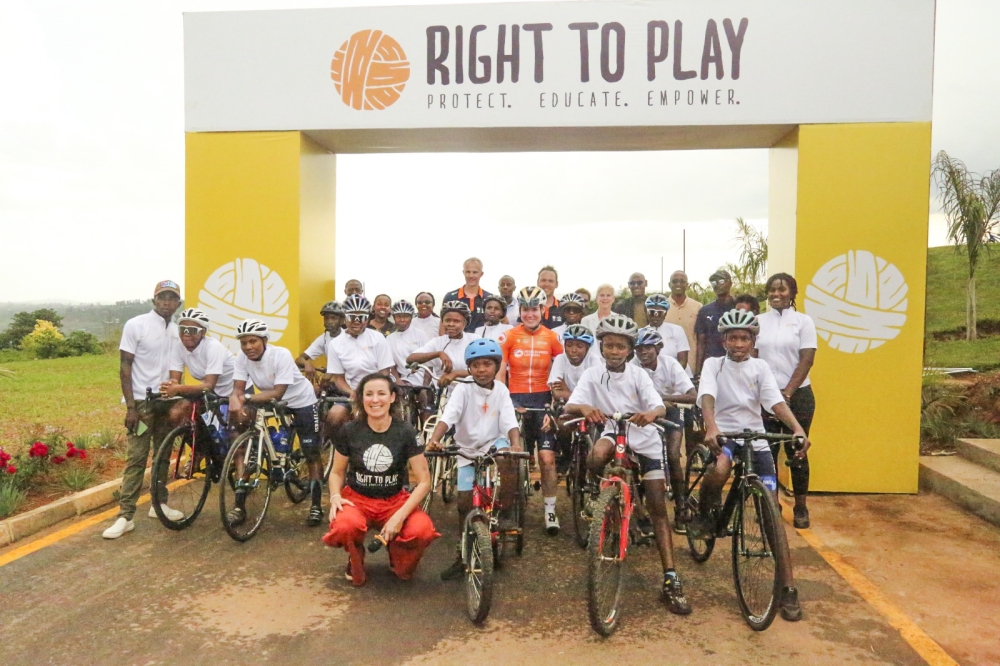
[{"xmin": 474, "ymin": 295, "xmax": 513, "ymax": 340}]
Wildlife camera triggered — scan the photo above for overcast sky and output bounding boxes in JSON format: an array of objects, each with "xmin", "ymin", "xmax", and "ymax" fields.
[{"xmin": 1, "ymin": 0, "xmax": 998, "ymax": 304}]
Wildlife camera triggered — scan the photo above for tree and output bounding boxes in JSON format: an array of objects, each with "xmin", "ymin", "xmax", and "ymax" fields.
[
  {"xmin": 932, "ymin": 151, "xmax": 1000, "ymax": 340},
  {"xmin": 20, "ymin": 321, "xmax": 65, "ymax": 359},
  {"xmin": 0, "ymin": 309, "xmax": 63, "ymax": 349},
  {"xmin": 724, "ymin": 217, "xmax": 768, "ymax": 301}
]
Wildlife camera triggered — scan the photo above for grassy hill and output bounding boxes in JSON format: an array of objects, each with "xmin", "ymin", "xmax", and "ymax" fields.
[{"xmin": 925, "ymin": 245, "xmax": 1000, "ymax": 370}]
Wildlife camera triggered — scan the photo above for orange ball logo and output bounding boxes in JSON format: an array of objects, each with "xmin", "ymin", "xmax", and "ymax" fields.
[{"xmin": 330, "ymin": 30, "xmax": 410, "ymax": 111}]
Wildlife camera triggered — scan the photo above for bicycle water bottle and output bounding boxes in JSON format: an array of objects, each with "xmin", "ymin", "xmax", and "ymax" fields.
[{"xmin": 275, "ymin": 427, "xmax": 291, "ymax": 454}]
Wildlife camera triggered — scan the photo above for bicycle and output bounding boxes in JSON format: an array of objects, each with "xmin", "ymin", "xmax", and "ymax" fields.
[
  {"xmin": 413, "ymin": 364, "xmax": 458, "ymax": 512},
  {"xmin": 425, "ymin": 445, "xmax": 530, "ymax": 624},
  {"xmin": 150, "ymin": 389, "xmax": 230, "ymax": 530},
  {"xmin": 561, "ymin": 415, "xmax": 597, "ymax": 548},
  {"xmin": 682, "ymin": 430, "xmax": 803, "ymax": 631},
  {"xmin": 586, "ymin": 411, "xmax": 678, "ymax": 636},
  {"xmin": 317, "ymin": 390, "xmax": 351, "ymax": 481},
  {"xmin": 219, "ymin": 399, "xmax": 318, "ymax": 542}
]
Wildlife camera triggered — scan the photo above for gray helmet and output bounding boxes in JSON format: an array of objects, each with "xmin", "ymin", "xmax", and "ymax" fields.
[
  {"xmin": 596, "ymin": 313, "xmax": 639, "ymax": 343},
  {"xmin": 440, "ymin": 300, "xmax": 471, "ymax": 321},
  {"xmin": 717, "ymin": 308, "xmax": 760, "ymax": 335},
  {"xmin": 320, "ymin": 301, "xmax": 344, "ymax": 316},
  {"xmin": 635, "ymin": 326, "xmax": 664, "ymax": 347},
  {"xmin": 644, "ymin": 294, "xmax": 671, "ymax": 311},
  {"xmin": 391, "ymin": 300, "xmax": 416, "ymax": 316},
  {"xmin": 559, "ymin": 292, "xmax": 586, "ymax": 311},
  {"xmin": 235, "ymin": 319, "xmax": 269, "ymax": 339}
]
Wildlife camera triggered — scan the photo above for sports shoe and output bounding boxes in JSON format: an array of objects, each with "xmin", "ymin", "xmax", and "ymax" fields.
[
  {"xmin": 793, "ymin": 506, "xmax": 811, "ymax": 529},
  {"xmin": 686, "ymin": 512, "xmax": 714, "ymax": 539},
  {"xmin": 440, "ymin": 556, "xmax": 466, "ymax": 581},
  {"xmin": 636, "ymin": 515, "xmax": 655, "ymax": 540},
  {"xmin": 672, "ymin": 507, "xmax": 687, "ymax": 535},
  {"xmin": 780, "ymin": 586, "xmax": 802, "ymax": 621},
  {"xmin": 149, "ymin": 504, "xmax": 184, "ymax": 521},
  {"xmin": 344, "ymin": 560, "xmax": 354, "ymax": 581},
  {"xmin": 545, "ymin": 510, "xmax": 560, "ymax": 536},
  {"xmin": 661, "ymin": 572, "xmax": 692, "ymax": 615},
  {"xmin": 102, "ymin": 517, "xmax": 135, "ymax": 539},
  {"xmin": 305, "ymin": 481, "xmax": 324, "ymax": 526},
  {"xmin": 227, "ymin": 506, "xmax": 246, "ymax": 526}
]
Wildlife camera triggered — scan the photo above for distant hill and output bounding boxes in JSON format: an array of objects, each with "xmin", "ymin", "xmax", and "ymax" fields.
[{"xmin": 0, "ymin": 300, "xmax": 151, "ymax": 340}]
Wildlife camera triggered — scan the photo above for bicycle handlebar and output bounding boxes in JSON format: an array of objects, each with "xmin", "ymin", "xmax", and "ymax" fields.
[
  {"xmin": 718, "ymin": 430, "xmax": 805, "ymax": 444},
  {"xmin": 424, "ymin": 446, "xmax": 530, "ymax": 462}
]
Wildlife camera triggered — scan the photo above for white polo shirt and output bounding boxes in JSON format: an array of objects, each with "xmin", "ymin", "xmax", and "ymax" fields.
[
  {"xmin": 169, "ymin": 337, "xmax": 236, "ymax": 398},
  {"xmin": 633, "ymin": 352, "xmax": 694, "ymax": 397},
  {"xmin": 302, "ymin": 330, "xmax": 338, "ymax": 361},
  {"xmin": 120, "ymin": 310, "xmax": 178, "ymax": 401},
  {"xmin": 326, "ymin": 328, "xmax": 394, "ymax": 390},
  {"xmin": 440, "ymin": 380, "xmax": 519, "ymax": 467},
  {"xmin": 474, "ymin": 322, "xmax": 513, "ymax": 340},
  {"xmin": 413, "ymin": 332, "xmax": 477, "ymax": 377},
  {"xmin": 234, "ymin": 345, "xmax": 316, "ymax": 409},
  {"xmin": 656, "ymin": 322, "xmax": 691, "ymax": 361},
  {"xmin": 411, "ymin": 314, "xmax": 441, "ymax": 341},
  {"xmin": 696, "ymin": 356, "xmax": 784, "ymax": 451},
  {"xmin": 386, "ymin": 326, "xmax": 429, "ymax": 386},
  {"xmin": 567, "ymin": 364, "xmax": 665, "ymax": 458},
  {"xmin": 756, "ymin": 309, "xmax": 818, "ymax": 388},
  {"xmin": 548, "ymin": 351, "xmax": 598, "ymax": 393}
]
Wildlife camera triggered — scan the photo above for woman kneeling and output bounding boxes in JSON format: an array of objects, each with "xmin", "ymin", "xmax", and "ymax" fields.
[{"xmin": 323, "ymin": 373, "xmax": 439, "ymax": 586}]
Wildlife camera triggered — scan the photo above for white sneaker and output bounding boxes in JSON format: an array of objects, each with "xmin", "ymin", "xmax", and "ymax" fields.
[
  {"xmin": 149, "ymin": 504, "xmax": 184, "ymax": 521},
  {"xmin": 545, "ymin": 510, "xmax": 560, "ymax": 536},
  {"xmin": 102, "ymin": 517, "xmax": 135, "ymax": 539}
]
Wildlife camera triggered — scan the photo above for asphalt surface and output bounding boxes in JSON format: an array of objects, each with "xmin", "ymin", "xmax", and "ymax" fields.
[{"xmin": 0, "ymin": 486, "xmax": 927, "ymax": 665}]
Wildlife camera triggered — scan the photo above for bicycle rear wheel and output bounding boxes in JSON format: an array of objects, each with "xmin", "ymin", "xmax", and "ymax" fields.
[
  {"xmin": 320, "ymin": 437, "xmax": 334, "ymax": 484},
  {"xmin": 284, "ymin": 434, "xmax": 310, "ymax": 504},
  {"xmin": 421, "ymin": 456, "xmax": 441, "ymax": 512},
  {"xmin": 465, "ymin": 517, "xmax": 494, "ymax": 625},
  {"xmin": 570, "ymin": 434, "xmax": 592, "ymax": 549},
  {"xmin": 151, "ymin": 424, "xmax": 211, "ymax": 530},
  {"xmin": 587, "ymin": 484, "xmax": 626, "ymax": 636},
  {"xmin": 440, "ymin": 454, "xmax": 456, "ymax": 503},
  {"xmin": 732, "ymin": 476, "xmax": 785, "ymax": 631},
  {"xmin": 219, "ymin": 430, "xmax": 273, "ymax": 542},
  {"xmin": 685, "ymin": 450, "xmax": 716, "ymax": 563},
  {"xmin": 515, "ymin": 459, "xmax": 528, "ymax": 555}
]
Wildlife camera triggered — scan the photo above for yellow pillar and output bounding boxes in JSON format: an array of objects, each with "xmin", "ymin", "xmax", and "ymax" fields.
[
  {"xmin": 769, "ymin": 123, "xmax": 932, "ymax": 493},
  {"xmin": 185, "ymin": 131, "xmax": 336, "ymax": 357}
]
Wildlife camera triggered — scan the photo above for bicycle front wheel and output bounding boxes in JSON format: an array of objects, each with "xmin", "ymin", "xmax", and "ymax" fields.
[
  {"xmin": 421, "ymin": 456, "xmax": 441, "ymax": 512},
  {"xmin": 570, "ymin": 435, "xmax": 592, "ymax": 549},
  {"xmin": 731, "ymin": 477, "xmax": 786, "ymax": 631},
  {"xmin": 587, "ymin": 484, "xmax": 626, "ymax": 636},
  {"xmin": 284, "ymin": 435, "xmax": 310, "ymax": 504},
  {"xmin": 465, "ymin": 517, "xmax": 494, "ymax": 625},
  {"xmin": 151, "ymin": 424, "xmax": 211, "ymax": 530},
  {"xmin": 440, "ymin": 454, "xmax": 456, "ymax": 503},
  {"xmin": 685, "ymin": 450, "xmax": 716, "ymax": 563},
  {"xmin": 219, "ymin": 430, "xmax": 273, "ymax": 542}
]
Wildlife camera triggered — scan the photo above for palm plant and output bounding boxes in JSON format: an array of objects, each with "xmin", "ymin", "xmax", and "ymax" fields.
[
  {"xmin": 932, "ymin": 151, "xmax": 1000, "ymax": 340},
  {"xmin": 726, "ymin": 217, "xmax": 768, "ymax": 300}
]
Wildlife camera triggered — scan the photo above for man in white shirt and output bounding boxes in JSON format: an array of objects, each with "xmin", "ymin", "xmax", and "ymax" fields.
[
  {"xmin": 498, "ymin": 275, "xmax": 519, "ymax": 324},
  {"xmin": 690, "ymin": 308, "xmax": 808, "ymax": 622},
  {"xmin": 104, "ymin": 280, "xmax": 182, "ymax": 540},
  {"xmin": 296, "ymin": 301, "xmax": 344, "ymax": 380},
  {"xmin": 407, "ymin": 301, "xmax": 476, "ymax": 389},
  {"xmin": 385, "ymin": 300, "xmax": 429, "ymax": 386},
  {"xmin": 564, "ymin": 313, "xmax": 690, "ymax": 615},
  {"xmin": 161, "ymin": 308, "xmax": 236, "ymax": 400},
  {"xmin": 473, "ymin": 295, "xmax": 513, "ymax": 340}
]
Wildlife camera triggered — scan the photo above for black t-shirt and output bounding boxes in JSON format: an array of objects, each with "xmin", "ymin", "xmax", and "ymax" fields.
[
  {"xmin": 694, "ymin": 298, "xmax": 735, "ymax": 362},
  {"xmin": 334, "ymin": 418, "xmax": 424, "ymax": 498},
  {"xmin": 443, "ymin": 286, "xmax": 492, "ymax": 332},
  {"xmin": 541, "ymin": 298, "xmax": 564, "ymax": 329}
]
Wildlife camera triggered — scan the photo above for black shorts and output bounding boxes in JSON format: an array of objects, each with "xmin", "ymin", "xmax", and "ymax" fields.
[
  {"xmin": 288, "ymin": 404, "xmax": 321, "ymax": 462},
  {"xmin": 510, "ymin": 392, "xmax": 556, "ymax": 452}
]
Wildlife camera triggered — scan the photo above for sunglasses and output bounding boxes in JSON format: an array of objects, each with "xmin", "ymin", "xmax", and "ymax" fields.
[
  {"xmin": 179, "ymin": 326, "xmax": 203, "ymax": 335},
  {"xmin": 415, "ymin": 300, "xmax": 433, "ymax": 306},
  {"xmin": 628, "ymin": 281, "xmax": 645, "ymax": 287},
  {"xmin": 346, "ymin": 313, "xmax": 369, "ymax": 322},
  {"xmin": 710, "ymin": 279, "xmax": 729, "ymax": 286}
]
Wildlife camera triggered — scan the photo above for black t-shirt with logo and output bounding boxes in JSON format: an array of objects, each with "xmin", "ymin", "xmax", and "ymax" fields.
[
  {"xmin": 541, "ymin": 298, "xmax": 564, "ymax": 329},
  {"xmin": 443, "ymin": 286, "xmax": 492, "ymax": 332},
  {"xmin": 695, "ymin": 298, "xmax": 736, "ymax": 361},
  {"xmin": 334, "ymin": 418, "xmax": 424, "ymax": 499}
]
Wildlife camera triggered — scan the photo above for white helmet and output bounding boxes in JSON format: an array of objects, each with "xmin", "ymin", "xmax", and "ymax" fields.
[
  {"xmin": 392, "ymin": 300, "xmax": 416, "ymax": 316},
  {"xmin": 177, "ymin": 308, "xmax": 210, "ymax": 331},
  {"xmin": 717, "ymin": 308, "xmax": 760, "ymax": 335},
  {"xmin": 596, "ymin": 313, "xmax": 639, "ymax": 343},
  {"xmin": 235, "ymin": 319, "xmax": 270, "ymax": 339},
  {"xmin": 343, "ymin": 294, "xmax": 372, "ymax": 315}
]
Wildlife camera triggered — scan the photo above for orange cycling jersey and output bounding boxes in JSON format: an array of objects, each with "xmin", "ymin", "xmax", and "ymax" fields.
[{"xmin": 499, "ymin": 325, "xmax": 563, "ymax": 394}]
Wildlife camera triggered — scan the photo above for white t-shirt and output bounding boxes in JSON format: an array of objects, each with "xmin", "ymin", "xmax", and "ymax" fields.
[
  {"xmin": 411, "ymin": 314, "xmax": 441, "ymax": 341},
  {"xmin": 567, "ymin": 364, "xmax": 665, "ymax": 458},
  {"xmin": 474, "ymin": 322, "xmax": 513, "ymax": 340},
  {"xmin": 169, "ymin": 337, "xmax": 236, "ymax": 398},
  {"xmin": 440, "ymin": 380, "xmax": 519, "ymax": 467},
  {"xmin": 756, "ymin": 309, "xmax": 817, "ymax": 388},
  {"xmin": 326, "ymin": 328, "xmax": 394, "ymax": 390},
  {"xmin": 632, "ymin": 352, "xmax": 694, "ymax": 398},
  {"xmin": 548, "ymin": 351, "xmax": 597, "ymax": 393},
  {"xmin": 234, "ymin": 345, "xmax": 317, "ymax": 409},
  {"xmin": 120, "ymin": 310, "xmax": 178, "ymax": 400},
  {"xmin": 413, "ymin": 332, "xmax": 477, "ymax": 378},
  {"xmin": 696, "ymin": 356, "xmax": 784, "ymax": 451},
  {"xmin": 302, "ymin": 331, "xmax": 337, "ymax": 360},
  {"xmin": 386, "ymin": 326, "xmax": 429, "ymax": 386},
  {"xmin": 656, "ymin": 322, "xmax": 691, "ymax": 361}
]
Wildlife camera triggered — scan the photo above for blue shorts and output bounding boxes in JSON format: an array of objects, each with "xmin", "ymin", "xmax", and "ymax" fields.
[
  {"xmin": 719, "ymin": 439, "xmax": 778, "ymax": 491},
  {"xmin": 456, "ymin": 438, "xmax": 509, "ymax": 491}
]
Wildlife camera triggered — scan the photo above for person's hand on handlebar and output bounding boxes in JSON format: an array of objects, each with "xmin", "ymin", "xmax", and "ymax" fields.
[
  {"xmin": 578, "ymin": 404, "xmax": 607, "ymax": 426},
  {"xmin": 438, "ymin": 352, "xmax": 454, "ymax": 374},
  {"xmin": 628, "ymin": 410, "xmax": 660, "ymax": 428},
  {"xmin": 792, "ymin": 431, "xmax": 811, "ymax": 459},
  {"xmin": 703, "ymin": 426, "xmax": 724, "ymax": 458},
  {"xmin": 426, "ymin": 438, "xmax": 442, "ymax": 451}
]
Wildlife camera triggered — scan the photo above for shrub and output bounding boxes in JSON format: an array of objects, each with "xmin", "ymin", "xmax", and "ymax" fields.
[
  {"xmin": 63, "ymin": 331, "xmax": 102, "ymax": 357},
  {"xmin": 0, "ymin": 484, "xmax": 26, "ymax": 519},
  {"xmin": 20, "ymin": 320, "xmax": 66, "ymax": 359},
  {"xmin": 60, "ymin": 467, "xmax": 98, "ymax": 492}
]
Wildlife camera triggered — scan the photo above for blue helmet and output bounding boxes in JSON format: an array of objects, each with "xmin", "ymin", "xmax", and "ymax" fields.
[
  {"xmin": 636, "ymin": 326, "xmax": 664, "ymax": 347},
  {"xmin": 645, "ymin": 294, "xmax": 671, "ymax": 311},
  {"xmin": 562, "ymin": 324, "xmax": 595, "ymax": 346},
  {"xmin": 465, "ymin": 338, "xmax": 502, "ymax": 365}
]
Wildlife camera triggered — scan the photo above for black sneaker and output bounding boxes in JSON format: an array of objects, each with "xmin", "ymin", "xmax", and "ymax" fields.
[
  {"xmin": 673, "ymin": 507, "xmax": 687, "ymax": 535},
  {"xmin": 780, "ymin": 586, "xmax": 802, "ymax": 621},
  {"xmin": 686, "ymin": 512, "xmax": 714, "ymax": 539},
  {"xmin": 661, "ymin": 573, "xmax": 692, "ymax": 615},
  {"xmin": 793, "ymin": 506, "xmax": 810, "ymax": 529},
  {"xmin": 227, "ymin": 506, "xmax": 246, "ymax": 526},
  {"xmin": 440, "ymin": 557, "xmax": 465, "ymax": 581},
  {"xmin": 306, "ymin": 503, "xmax": 324, "ymax": 526},
  {"xmin": 636, "ymin": 515, "xmax": 655, "ymax": 540}
]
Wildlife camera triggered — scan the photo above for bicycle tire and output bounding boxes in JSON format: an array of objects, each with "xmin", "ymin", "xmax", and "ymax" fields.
[
  {"xmin": 515, "ymin": 459, "xmax": 527, "ymax": 555},
  {"xmin": 420, "ymin": 455, "xmax": 441, "ymax": 513},
  {"xmin": 219, "ymin": 430, "xmax": 273, "ymax": 542},
  {"xmin": 320, "ymin": 437, "xmax": 334, "ymax": 485},
  {"xmin": 465, "ymin": 517, "xmax": 494, "ymax": 625},
  {"xmin": 732, "ymin": 476, "xmax": 785, "ymax": 631},
  {"xmin": 284, "ymin": 433, "xmax": 310, "ymax": 504},
  {"xmin": 151, "ymin": 424, "xmax": 211, "ymax": 531},
  {"xmin": 440, "ymin": 455, "xmax": 456, "ymax": 503},
  {"xmin": 685, "ymin": 451, "xmax": 716, "ymax": 563},
  {"xmin": 570, "ymin": 434, "xmax": 592, "ymax": 549},
  {"xmin": 587, "ymin": 484, "xmax": 626, "ymax": 637}
]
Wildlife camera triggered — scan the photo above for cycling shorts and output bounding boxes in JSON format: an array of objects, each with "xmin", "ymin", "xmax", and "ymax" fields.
[
  {"xmin": 720, "ymin": 439, "xmax": 777, "ymax": 491},
  {"xmin": 456, "ymin": 438, "xmax": 510, "ymax": 491},
  {"xmin": 595, "ymin": 435, "xmax": 666, "ymax": 481},
  {"xmin": 289, "ymin": 404, "xmax": 321, "ymax": 462},
  {"xmin": 511, "ymin": 392, "xmax": 556, "ymax": 452}
]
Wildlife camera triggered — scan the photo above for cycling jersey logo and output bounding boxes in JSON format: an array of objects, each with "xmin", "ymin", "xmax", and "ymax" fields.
[
  {"xmin": 362, "ymin": 444, "xmax": 394, "ymax": 472},
  {"xmin": 513, "ymin": 349, "xmax": 525, "ymax": 358},
  {"xmin": 330, "ymin": 29, "xmax": 409, "ymax": 111},
  {"xmin": 197, "ymin": 258, "xmax": 289, "ymax": 354},
  {"xmin": 804, "ymin": 250, "xmax": 908, "ymax": 354}
]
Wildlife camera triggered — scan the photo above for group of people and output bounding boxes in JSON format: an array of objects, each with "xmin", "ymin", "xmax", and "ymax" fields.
[{"xmin": 103, "ymin": 256, "xmax": 820, "ymax": 620}]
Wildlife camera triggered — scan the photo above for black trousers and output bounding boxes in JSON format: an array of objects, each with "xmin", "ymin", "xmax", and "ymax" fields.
[{"xmin": 765, "ymin": 385, "xmax": 815, "ymax": 496}]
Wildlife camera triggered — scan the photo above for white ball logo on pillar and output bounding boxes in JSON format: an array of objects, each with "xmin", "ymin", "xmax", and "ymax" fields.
[
  {"xmin": 197, "ymin": 258, "xmax": 289, "ymax": 354},
  {"xmin": 804, "ymin": 250, "xmax": 908, "ymax": 354}
]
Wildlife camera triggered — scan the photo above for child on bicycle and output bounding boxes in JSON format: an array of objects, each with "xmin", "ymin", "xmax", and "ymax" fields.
[
  {"xmin": 564, "ymin": 314, "xmax": 692, "ymax": 615},
  {"xmin": 633, "ymin": 327, "xmax": 697, "ymax": 533},
  {"xmin": 427, "ymin": 339, "xmax": 523, "ymax": 581},
  {"xmin": 689, "ymin": 308, "xmax": 810, "ymax": 622}
]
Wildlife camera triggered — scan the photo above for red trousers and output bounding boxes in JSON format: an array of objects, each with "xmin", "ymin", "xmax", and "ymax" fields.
[{"xmin": 322, "ymin": 486, "xmax": 440, "ymax": 586}]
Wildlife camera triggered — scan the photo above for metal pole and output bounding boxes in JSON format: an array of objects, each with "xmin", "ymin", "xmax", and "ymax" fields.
[
  {"xmin": 661, "ymin": 256, "xmax": 664, "ymax": 293},
  {"xmin": 683, "ymin": 229, "xmax": 686, "ymax": 273}
]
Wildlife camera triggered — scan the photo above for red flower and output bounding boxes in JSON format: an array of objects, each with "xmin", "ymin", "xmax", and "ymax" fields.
[
  {"xmin": 52, "ymin": 455, "xmax": 66, "ymax": 465},
  {"xmin": 66, "ymin": 447, "xmax": 77, "ymax": 458},
  {"xmin": 29, "ymin": 442, "xmax": 50, "ymax": 458},
  {"xmin": 0, "ymin": 450, "xmax": 10, "ymax": 466},
  {"xmin": 5, "ymin": 465, "xmax": 16, "ymax": 474},
  {"xmin": 77, "ymin": 450, "xmax": 87, "ymax": 460}
]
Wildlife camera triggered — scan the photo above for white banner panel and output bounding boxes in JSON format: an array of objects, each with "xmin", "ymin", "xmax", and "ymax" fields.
[{"xmin": 184, "ymin": 0, "xmax": 935, "ymax": 132}]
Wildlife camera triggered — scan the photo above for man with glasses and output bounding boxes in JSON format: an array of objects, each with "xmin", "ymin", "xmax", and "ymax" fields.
[
  {"xmin": 612, "ymin": 272, "xmax": 649, "ymax": 327},
  {"xmin": 693, "ymin": 269, "xmax": 736, "ymax": 377},
  {"xmin": 443, "ymin": 257, "xmax": 492, "ymax": 333},
  {"xmin": 664, "ymin": 271, "xmax": 701, "ymax": 374},
  {"xmin": 411, "ymin": 292, "xmax": 441, "ymax": 341}
]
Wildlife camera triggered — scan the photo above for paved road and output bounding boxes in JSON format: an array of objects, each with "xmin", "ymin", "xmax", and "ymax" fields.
[{"xmin": 0, "ymin": 488, "xmax": 926, "ymax": 665}]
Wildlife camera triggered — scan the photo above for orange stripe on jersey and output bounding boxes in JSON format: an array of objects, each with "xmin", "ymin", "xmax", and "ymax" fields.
[{"xmin": 499, "ymin": 324, "xmax": 563, "ymax": 394}]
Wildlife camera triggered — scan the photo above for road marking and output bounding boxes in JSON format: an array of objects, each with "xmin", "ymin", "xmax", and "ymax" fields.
[{"xmin": 779, "ymin": 499, "xmax": 958, "ymax": 666}]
